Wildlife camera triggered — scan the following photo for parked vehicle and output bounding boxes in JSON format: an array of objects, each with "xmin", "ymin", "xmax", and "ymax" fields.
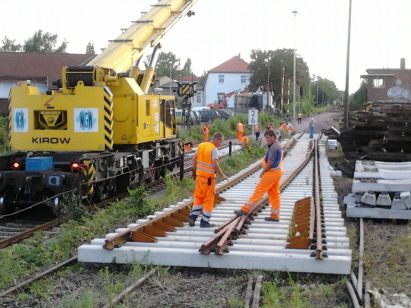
[
  {"xmin": 217, "ymin": 110, "xmax": 230, "ymax": 121},
  {"xmin": 175, "ymin": 109, "xmax": 200, "ymax": 125},
  {"xmin": 192, "ymin": 106, "xmax": 210, "ymax": 113},
  {"xmin": 200, "ymin": 110, "xmax": 221, "ymax": 123},
  {"xmin": 191, "ymin": 111, "xmax": 201, "ymax": 124}
]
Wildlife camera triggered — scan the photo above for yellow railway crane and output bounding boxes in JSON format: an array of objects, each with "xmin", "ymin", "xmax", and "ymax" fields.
[{"xmin": 1, "ymin": 0, "xmax": 198, "ymax": 214}]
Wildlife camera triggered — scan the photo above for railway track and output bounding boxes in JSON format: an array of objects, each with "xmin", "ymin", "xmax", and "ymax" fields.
[
  {"xmin": 0, "ymin": 143, "xmax": 240, "ymax": 250},
  {"xmin": 0, "ymin": 217, "xmax": 62, "ymax": 249},
  {"xmin": 0, "ymin": 135, "xmax": 353, "ymax": 304},
  {"xmin": 0, "ymin": 142, "xmax": 246, "ymax": 298},
  {"xmin": 78, "ymin": 134, "xmax": 352, "ymax": 274}
]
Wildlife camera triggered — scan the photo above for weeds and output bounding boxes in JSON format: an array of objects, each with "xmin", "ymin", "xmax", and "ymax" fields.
[
  {"xmin": 0, "ymin": 145, "xmax": 262, "ymax": 293},
  {"xmin": 261, "ymin": 273, "xmax": 349, "ymax": 308}
]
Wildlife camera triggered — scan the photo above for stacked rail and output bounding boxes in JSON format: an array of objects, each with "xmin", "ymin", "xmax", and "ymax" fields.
[{"xmin": 78, "ymin": 135, "xmax": 351, "ymax": 274}]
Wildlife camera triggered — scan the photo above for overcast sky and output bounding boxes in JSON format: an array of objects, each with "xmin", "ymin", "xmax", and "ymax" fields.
[{"xmin": 1, "ymin": 0, "xmax": 409, "ymax": 92}]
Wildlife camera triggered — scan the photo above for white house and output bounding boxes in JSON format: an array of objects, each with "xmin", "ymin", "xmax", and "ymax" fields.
[{"xmin": 204, "ymin": 54, "xmax": 251, "ymax": 109}]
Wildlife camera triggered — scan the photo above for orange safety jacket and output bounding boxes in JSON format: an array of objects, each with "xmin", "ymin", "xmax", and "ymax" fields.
[
  {"xmin": 195, "ymin": 142, "xmax": 216, "ymax": 178},
  {"xmin": 243, "ymin": 137, "xmax": 250, "ymax": 150},
  {"xmin": 254, "ymin": 125, "xmax": 261, "ymax": 133},
  {"xmin": 237, "ymin": 123, "xmax": 244, "ymax": 132}
]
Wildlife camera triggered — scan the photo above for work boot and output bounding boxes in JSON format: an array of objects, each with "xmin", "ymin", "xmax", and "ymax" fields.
[
  {"xmin": 200, "ymin": 221, "xmax": 216, "ymax": 228},
  {"xmin": 188, "ymin": 215, "xmax": 197, "ymax": 227},
  {"xmin": 234, "ymin": 209, "xmax": 248, "ymax": 216},
  {"xmin": 264, "ymin": 217, "xmax": 280, "ymax": 222}
]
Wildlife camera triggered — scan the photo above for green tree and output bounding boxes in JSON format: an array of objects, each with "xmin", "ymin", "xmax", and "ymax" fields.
[
  {"xmin": 144, "ymin": 51, "xmax": 178, "ymax": 78},
  {"xmin": 181, "ymin": 58, "xmax": 193, "ymax": 76},
  {"xmin": 198, "ymin": 70, "xmax": 207, "ymax": 86},
  {"xmin": 248, "ymin": 48, "xmax": 310, "ymax": 111},
  {"xmin": 351, "ymin": 81, "xmax": 367, "ymax": 105},
  {"xmin": 0, "ymin": 36, "xmax": 22, "ymax": 52},
  {"xmin": 312, "ymin": 77, "xmax": 340, "ymax": 106},
  {"xmin": 85, "ymin": 42, "xmax": 95, "ymax": 54},
  {"xmin": 23, "ymin": 30, "xmax": 67, "ymax": 53}
]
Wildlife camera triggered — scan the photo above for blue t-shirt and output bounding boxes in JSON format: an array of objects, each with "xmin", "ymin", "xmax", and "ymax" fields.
[{"xmin": 265, "ymin": 141, "xmax": 282, "ymax": 168}]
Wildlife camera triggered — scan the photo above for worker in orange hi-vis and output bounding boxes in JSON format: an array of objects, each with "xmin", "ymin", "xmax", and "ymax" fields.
[
  {"xmin": 242, "ymin": 136, "xmax": 250, "ymax": 150},
  {"xmin": 184, "ymin": 141, "xmax": 194, "ymax": 152},
  {"xmin": 286, "ymin": 122, "xmax": 295, "ymax": 134},
  {"xmin": 237, "ymin": 120, "xmax": 244, "ymax": 142},
  {"xmin": 189, "ymin": 133, "xmax": 228, "ymax": 228},
  {"xmin": 234, "ymin": 129, "xmax": 284, "ymax": 222},
  {"xmin": 203, "ymin": 123, "xmax": 209, "ymax": 142},
  {"xmin": 254, "ymin": 124, "xmax": 261, "ymax": 141},
  {"xmin": 279, "ymin": 122, "xmax": 287, "ymax": 142}
]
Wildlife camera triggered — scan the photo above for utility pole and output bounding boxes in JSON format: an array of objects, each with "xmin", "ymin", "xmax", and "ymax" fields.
[
  {"xmin": 292, "ymin": 10, "xmax": 298, "ymax": 123},
  {"xmin": 308, "ymin": 75, "xmax": 312, "ymax": 105},
  {"xmin": 293, "ymin": 50, "xmax": 296, "ymax": 122},
  {"xmin": 343, "ymin": 0, "xmax": 352, "ymax": 130},
  {"xmin": 169, "ymin": 61, "xmax": 173, "ymax": 95},
  {"xmin": 280, "ymin": 61, "xmax": 284, "ymax": 114},
  {"xmin": 267, "ymin": 56, "xmax": 270, "ymax": 112}
]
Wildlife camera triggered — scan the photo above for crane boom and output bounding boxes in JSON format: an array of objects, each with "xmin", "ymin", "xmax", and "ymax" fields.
[
  {"xmin": 2, "ymin": 0, "xmax": 200, "ymax": 214},
  {"xmin": 8, "ymin": 0, "xmax": 199, "ymax": 153},
  {"xmin": 87, "ymin": 0, "xmax": 197, "ymax": 73},
  {"xmin": 0, "ymin": 0, "xmax": 197, "ymax": 214}
]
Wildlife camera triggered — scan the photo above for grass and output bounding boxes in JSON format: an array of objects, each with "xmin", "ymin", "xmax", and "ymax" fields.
[
  {"xmin": 177, "ymin": 113, "xmax": 282, "ymax": 144},
  {"xmin": 260, "ymin": 273, "xmax": 349, "ymax": 308},
  {"xmin": 0, "ymin": 110, "xmax": 363, "ymax": 306},
  {"xmin": 0, "ymin": 143, "xmax": 268, "ymax": 304}
]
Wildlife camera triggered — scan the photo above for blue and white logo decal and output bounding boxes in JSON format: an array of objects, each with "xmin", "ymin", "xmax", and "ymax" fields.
[
  {"xmin": 74, "ymin": 108, "xmax": 98, "ymax": 132},
  {"xmin": 14, "ymin": 108, "xmax": 28, "ymax": 132}
]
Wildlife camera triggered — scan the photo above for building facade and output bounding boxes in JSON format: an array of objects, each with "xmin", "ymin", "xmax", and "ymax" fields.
[
  {"xmin": 204, "ymin": 55, "xmax": 251, "ymax": 109},
  {"xmin": 361, "ymin": 58, "xmax": 411, "ymax": 102}
]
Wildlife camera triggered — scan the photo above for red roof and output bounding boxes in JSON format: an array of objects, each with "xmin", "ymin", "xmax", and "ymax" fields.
[
  {"xmin": 178, "ymin": 75, "xmax": 199, "ymax": 82},
  {"xmin": 209, "ymin": 55, "xmax": 250, "ymax": 73},
  {"xmin": 0, "ymin": 52, "xmax": 95, "ymax": 89}
]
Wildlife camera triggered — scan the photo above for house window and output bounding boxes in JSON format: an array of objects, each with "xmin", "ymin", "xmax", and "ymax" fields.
[
  {"xmin": 219, "ymin": 75, "xmax": 224, "ymax": 83},
  {"xmin": 241, "ymin": 75, "xmax": 247, "ymax": 83},
  {"xmin": 372, "ymin": 78, "xmax": 385, "ymax": 88},
  {"xmin": 196, "ymin": 92, "xmax": 202, "ymax": 103}
]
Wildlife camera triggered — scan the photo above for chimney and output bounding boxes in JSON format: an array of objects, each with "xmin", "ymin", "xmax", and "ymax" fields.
[{"xmin": 400, "ymin": 58, "xmax": 405, "ymax": 69}]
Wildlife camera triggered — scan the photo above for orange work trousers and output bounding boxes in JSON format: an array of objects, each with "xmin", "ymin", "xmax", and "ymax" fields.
[
  {"xmin": 204, "ymin": 133, "xmax": 209, "ymax": 142},
  {"xmin": 241, "ymin": 169, "xmax": 283, "ymax": 219},
  {"xmin": 237, "ymin": 131, "xmax": 243, "ymax": 142},
  {"xmin": 192, "ymin": 175, "xmax": 216, "ymax": 217}
]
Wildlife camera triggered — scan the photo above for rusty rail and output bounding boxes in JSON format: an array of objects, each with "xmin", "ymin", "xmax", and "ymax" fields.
[
  {"xmin": 199, "ymin": 135, "xmax": 326, "ymax": 258},
  {"xmin": 284, "ymin": 138, "xmax": 325, "ymax": 259},
  {"xmin": 103, "ymin": 134, "xmax": 324, "ymax": 254},
  {"xmin": 0, "ymin": 218, "xmax": 64, "ymax": 249},
  {"xmin": 313, "ymin": 138, "xmax": 324, "ymax": 259},
  {"xmin": 199, "ymin": 137, "xmax": 314, "ymax": 255},
  {"xmin": 103, "ymin": 155, "xmax": 262, "ymax": 250}
]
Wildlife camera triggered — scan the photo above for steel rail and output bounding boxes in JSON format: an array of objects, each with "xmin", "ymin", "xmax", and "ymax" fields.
[
  {"xmin": 199, "ymin": 137, "xmax": 316, "ymax": 255},
  {"xmin": 103, "ymin": 149, "xmax": 261, "ymax": 250},
  {"xmin": 0, "ymin": 218, "xmax": 63, "ymax": 249},
  {"xmin": 314, "ymin": 138, "xmax": 324, "ymax": 259},
  {"xmin": 0, "ymin": 256, "xmax": 78, "ymax": 297}
]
